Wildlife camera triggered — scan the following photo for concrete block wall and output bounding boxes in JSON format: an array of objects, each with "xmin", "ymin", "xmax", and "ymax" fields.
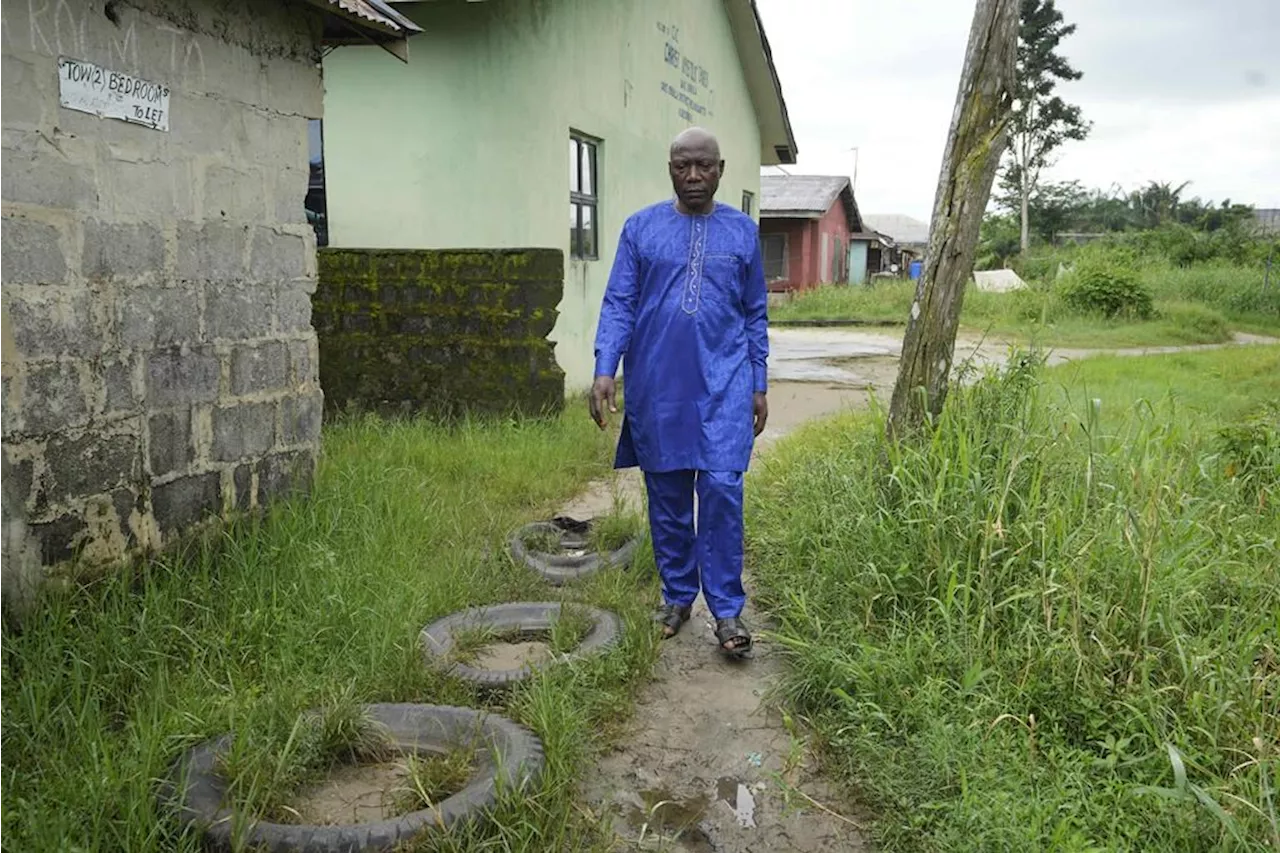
[
  {"xmin": 314, "ymin": 248, "xmax": 566, "ymax": 417},
  {"xmin": 1, "ymin": 0, "xmax": 324, "ymax": 612}
]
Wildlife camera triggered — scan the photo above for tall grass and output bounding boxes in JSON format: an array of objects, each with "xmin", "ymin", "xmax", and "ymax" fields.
[
  {"xmin": 1, "ymin": 412, "xmax": 660, "ymax": 852},
  {"xmin": 747, "ymin": 347, "xmax": 1280, "ymax": 851}
]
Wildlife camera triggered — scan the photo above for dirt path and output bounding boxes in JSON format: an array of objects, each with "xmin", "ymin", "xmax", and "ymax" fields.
[
  {"xmin": 559, "ymin": 378, "xmax": 874, "ymax": 853},
  {"xmin": 557, "ymin": 327, "xmax": 1278, "ymax": 852}
]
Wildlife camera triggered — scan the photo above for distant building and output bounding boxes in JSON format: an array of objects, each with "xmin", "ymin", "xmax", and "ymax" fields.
[
  {"xmin": 862, "ymin": 212, "xmax": 929, "ymax": 277},
  {"xmin": 1254, "ymin": 209, "xmax": 1280, "ymax": 235},
  {"xmin": 318, "ymin": 0, "xmax": 799, "ymax": 388},
  {"xmin": 758, "ymin": 174, "xmax": 867, "ymax": 290},
  {"xmin": 862, "ymin": 213, "xmax": 929, "ymax": 254}
]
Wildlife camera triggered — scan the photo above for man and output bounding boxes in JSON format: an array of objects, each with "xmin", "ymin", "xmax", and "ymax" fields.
[{"xmin": 589, "ymin": 127, "xmax": 768, "ymax": 658}]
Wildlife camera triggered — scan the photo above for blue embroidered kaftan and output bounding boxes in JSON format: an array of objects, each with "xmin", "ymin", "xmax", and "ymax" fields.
[{"xmin": 593, "ymin": 200, "xmax": 769, "ymax": 473}]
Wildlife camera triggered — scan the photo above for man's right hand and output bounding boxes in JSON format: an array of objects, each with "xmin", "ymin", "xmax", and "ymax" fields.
[{"xmin": 589, "ymin": 376, "xmax": 618, "ymax": 429}]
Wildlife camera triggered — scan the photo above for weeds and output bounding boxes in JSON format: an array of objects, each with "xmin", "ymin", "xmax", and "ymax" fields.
[
  {"xmin": 748, "ymin": 346, "xmax": 1280, "ymax": 850},
  {"xmin": 588, "ymin": 510, "xmax": 643, "ymax": 554},
  {"xmin": 393, "ymin": 748, "xmax": 478, "ymax": 814},
  {"xmin": 1, "ymin": 411, "xmax": 661, "ymax": 852},
  {"xmin": 549, "ymin": 605, "xmax": 593, "ymax": 656}
]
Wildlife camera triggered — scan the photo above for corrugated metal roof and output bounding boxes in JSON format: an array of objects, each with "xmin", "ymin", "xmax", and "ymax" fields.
[
  {"xmin": 317, "ymin": 0, "xmax": 419, "ymax": 33},
  {"xmin": 759, "ymin": 174, "xmax": 862, "ymax": 232},
  {"xmin": 862, "ymin": 213, "xmax": 930, "ymax": 246},
  {"xmin": 760, "ymin": 174, "xmax": 848, "ymax": 215}
]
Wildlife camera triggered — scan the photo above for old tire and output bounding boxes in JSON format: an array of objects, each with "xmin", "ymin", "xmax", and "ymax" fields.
[
  {"xmin": 160, "ymin": 703, "xmax": 544, "ymax": 852},
  {"xmin": 509, "ymin": 521, "xmax": 640, "ymax": 585},
  {"xmin": 421, "ymin": 601, "xmax": 622, "ymax": 689}
]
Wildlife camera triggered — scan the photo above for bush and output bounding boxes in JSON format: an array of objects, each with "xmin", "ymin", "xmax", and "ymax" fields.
[
  {"xmin": 1057, "ymin": 252, "xmax": 1154, "ymax": 319},
  {"xmin": 1157, "ymin": 301, "xmax": 1230, "ymax": 340}
]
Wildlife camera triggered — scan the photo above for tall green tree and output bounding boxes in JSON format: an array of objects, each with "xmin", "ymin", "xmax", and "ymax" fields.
[{"xmin": 1006, "ymin": 0, "xmax": 1090, "ymax": 251}]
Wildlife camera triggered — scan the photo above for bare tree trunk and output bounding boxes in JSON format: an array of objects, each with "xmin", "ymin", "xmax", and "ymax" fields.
[
  {"xmin": 887, "ymin": 0, "xmax": 1018, "ymax": 438},
  {"xmin": 1019, "ymin": 149, "xmax": 1031, "ymax": 252},
  {"xmin": 1018, "ymin": 104, "xmax": 1033, "ymax": 253}
]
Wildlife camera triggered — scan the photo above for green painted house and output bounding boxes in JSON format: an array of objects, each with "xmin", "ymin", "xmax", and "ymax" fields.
[{"xmin": 317, "ymin": 0, "xmax": 797, "ymax": 389}]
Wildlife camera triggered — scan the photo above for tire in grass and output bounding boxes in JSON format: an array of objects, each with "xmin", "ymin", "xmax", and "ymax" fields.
[
  {"xmin": 509, "ymin": 520, "xmax": 641, "ymax": 585},
  {"xmin": 159, "ymin": 703, "xmax": 544, "ymax": 852},
  {"xmin": 421, "ymin": 601, "xmax": 622, "ymax": 689}
]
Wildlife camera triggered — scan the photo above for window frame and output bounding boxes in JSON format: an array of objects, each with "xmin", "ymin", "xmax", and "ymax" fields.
[
  {"xmin": 569, "ymin": 132, "xmax": 600, "ymax": 261},
  {"xmin": 305, "ymin": 118, "xmax": 328, "ymax": 248},
  {"xmin": 741, "ymin": 190, "xmax": 755, "ymax": 217},
  {"xmin": 761, "ymin": 233, "xmax": 788, "ymax": 281}
]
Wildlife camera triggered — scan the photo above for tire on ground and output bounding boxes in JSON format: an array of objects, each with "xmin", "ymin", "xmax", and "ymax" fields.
[
  {"xmin": 421, "ymin": 601, "xmax": 622, "ymax": 689},
  {"xmin": 509, "ymin": 521, "xmax": 640, "ymax": 585},
  {"xmin": 159, "ymin": 703, "xmax": 544, "ymax": 852}
]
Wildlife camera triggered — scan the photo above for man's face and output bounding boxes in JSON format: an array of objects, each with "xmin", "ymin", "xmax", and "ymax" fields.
[{"xmin": 669, "ymin": 138, "xmax": 723, "ymax": 210}]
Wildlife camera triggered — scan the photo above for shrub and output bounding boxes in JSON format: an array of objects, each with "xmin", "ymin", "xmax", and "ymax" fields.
[
  {"xmin": 1057, "ymin": 252, "xmax": 1154, "ymax": 319},
  {"xmin": 1157, "ymin": 301, "xmax": 1229, "ymax": 340}
]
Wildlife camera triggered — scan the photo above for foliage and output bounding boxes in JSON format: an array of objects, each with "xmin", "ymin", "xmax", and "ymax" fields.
[
  {"xmin": 1056, "ymin": 250, "xmax": 1155, "ymax": 319},
  {"xmin": 992, "ymin": 179, "xmax": 1260, "ymax": 249},
  {"xmin": 748, "ymin": 347, "xmax": 1280, "ymax": 851},
  {"xmin": 977, "ymin": 214, "xmax": 1023, "ymax": 270},
  {"xmin": 1003, "ymin": 0, "xmax": 1091, "ymax": 249},
  {"xmin": 1, "ymin": 411, "xmax": 662, "ymax": 852},
  {"xmin": 1217, "ymin": 402, "xmax": 1280, "ymax": 499}
]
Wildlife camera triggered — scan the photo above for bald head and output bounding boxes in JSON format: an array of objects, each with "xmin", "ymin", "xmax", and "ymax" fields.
[
  {"xmin": 670, "ymin": 127, "xmax": 721, "ymax": 160},
  {"xmin": 668, "ymin": 127, "xmax": 724, "ymax": 214}
]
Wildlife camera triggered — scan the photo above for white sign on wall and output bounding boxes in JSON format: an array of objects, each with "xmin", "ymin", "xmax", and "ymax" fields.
[{"xmin": 57, "ymin": 57, "xmax": 170, "ymax": 132}]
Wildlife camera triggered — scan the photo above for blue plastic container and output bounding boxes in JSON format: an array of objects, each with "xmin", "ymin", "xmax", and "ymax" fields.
[{"xmin": 909, "ymin": 260, "xmax": 923, "ymax": 280}]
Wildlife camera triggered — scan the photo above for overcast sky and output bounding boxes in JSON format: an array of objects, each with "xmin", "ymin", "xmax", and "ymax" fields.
[{"xmin": 755, "ymin": 0, "xmax": 1280, "ymax": 221}]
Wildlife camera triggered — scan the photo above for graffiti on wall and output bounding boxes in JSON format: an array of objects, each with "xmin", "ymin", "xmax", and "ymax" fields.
[{"xmin": 656, "ymin": 20, "xmax": 714, "ymax": 123}]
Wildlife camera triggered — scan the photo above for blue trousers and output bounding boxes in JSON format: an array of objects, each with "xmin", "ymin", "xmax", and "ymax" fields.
[{"xmin": 643, "ymin": 470, "xmax": 746, "ymax": 619}]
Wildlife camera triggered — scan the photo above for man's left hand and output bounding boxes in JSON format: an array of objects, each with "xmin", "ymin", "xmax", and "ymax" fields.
[{"xmin": 753, "ymin": 392, "xmax": 768, "ymax": 436}]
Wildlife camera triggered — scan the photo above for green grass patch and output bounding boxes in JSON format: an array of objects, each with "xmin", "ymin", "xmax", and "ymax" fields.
[
  {"xmin": 1, "ymin": 411, "xmax": 661, "ymax": 852},
  {"xmin": 770, "ymin": 260, "xmax": 1279, "ymax": 347},
  {"xmin": 1044, "ymin": 344, "xmax": 1280, "ymax": 430},
  {"xmin": 748, "ymin": 346, "xmax": 1280, "ymax": 851}
]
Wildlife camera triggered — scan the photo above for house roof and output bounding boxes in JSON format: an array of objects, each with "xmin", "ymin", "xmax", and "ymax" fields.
[
  {"xmin": 862, "ymin": 213, "xmax": 930, "ymax": 246},
  {"xmin": 722, "ymin": 0, "xmax": 799, "ymax": 165},
  {"xmin": 760, "ymin": 175, "xmax": 862, "ymax": 230},
  {"xmin": 306, "ymin": 0, "xmax": 422, "ymax": 61}
]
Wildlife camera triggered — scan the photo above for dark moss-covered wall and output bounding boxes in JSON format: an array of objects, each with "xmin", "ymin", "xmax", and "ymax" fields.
[{"xmin": 314, "ymin": 248, "xmax": 566, "ymax": 416}]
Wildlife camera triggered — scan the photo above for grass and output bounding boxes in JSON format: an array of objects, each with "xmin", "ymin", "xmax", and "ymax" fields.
[
  {"xmin": 747, "ymin": 346, "xmax": 1280, "ymax": 851},
  {"xmin": 769, "ymin": 261, "xmax": 1280, "ymax": 347},
  {"xmin": 448, "ymin": 604, "xmax": 594, "ymax": 665},
  {"xmin": 395, "ymin": 748, "xmax": 478, "ymax": 814},
  {"xmin": 588, "ymin": 510, "xmax": 644, "ymax": 554},
  {"xmin": 1, "ymin": 410, "xmax": 662, "ymax": 852}
]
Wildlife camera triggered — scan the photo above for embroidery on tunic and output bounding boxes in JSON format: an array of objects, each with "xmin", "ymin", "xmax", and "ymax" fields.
[{"xmin": 682, "ymin": 215, "xmax": 708, "ymax": 315}]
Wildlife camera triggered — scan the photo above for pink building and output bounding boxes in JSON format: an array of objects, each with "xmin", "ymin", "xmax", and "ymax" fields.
[{"xmin": 758, "ymin": 175, "xmax": 873, "ymax": 291}]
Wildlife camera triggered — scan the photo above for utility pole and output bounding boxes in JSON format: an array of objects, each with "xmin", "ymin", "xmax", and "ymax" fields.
[
  {"xmin": 886, "ymin": 0, "xmax": 1019, "ymax": 437},
  {"xmin": 847, "ymin": 146, "xmax": 860, "ymax": 196}
]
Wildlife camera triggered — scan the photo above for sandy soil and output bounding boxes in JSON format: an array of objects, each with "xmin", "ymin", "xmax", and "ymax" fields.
[{"xmin": 285, "ymin": 762, "xmax": 412, "ymax": 825}]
